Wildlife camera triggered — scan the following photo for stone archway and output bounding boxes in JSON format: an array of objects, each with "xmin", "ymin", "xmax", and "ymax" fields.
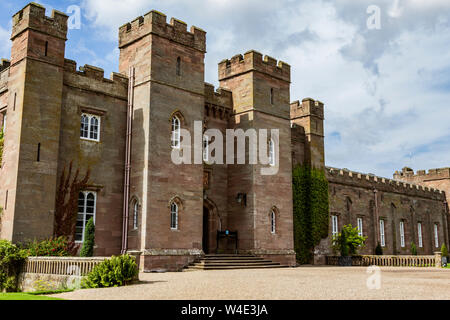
[{"xmin": 203, "ymin": 198, "xmax": 221, "ymax": 254}]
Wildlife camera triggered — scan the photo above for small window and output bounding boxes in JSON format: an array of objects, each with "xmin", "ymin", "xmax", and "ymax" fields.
[
  {"xmin": 170, "ymin": 202, "xmax": 178, "ymax": 230},
  {"xmin": 176, "ymin": 57, "xmax": 181, "ymax": 76},
  {"xmin": 132, "ymin": 200, "xmax": 139, "ymax": 230},
  {"xmin": 418, "ymin": 222, "xmax": 423, "ymax": 248},
  {"xmin": 171, "ymin": 116, "xmax": 181, "ymax": 148},
  {"xmin": 37, "ymin": 143, "xmax": 41, "ymax": 162},
  {"xmin": 271, "ymin": 210, "xmax": 276, "ymax": 234},
  {"xmin": 269, "ymin": 139, "xmax": 275, "ymax": 166},
  {"xmin": 270, "ymin": 88, "xmax": 274, "ymax": 105},
  {"xmin": 380, "ymin": 220, "xmax": 385, "ymax": 247},
  {"xmin": 80, "ymin": 113, "xmax": 100, "ymax": 142},
  {"xmin": 434, "ymin": 224, "xmax": 439, "ymax": 248},
  {"xmin": 75, "ymin": 191, "xmax": 96, "ymax": 243},
  {"xmin": 44, "ymin": 41, "xmax": 48, "ymax": 57},
  {"xmin": 400, "ymin": 221, "xmax": 405, "ymax": 248},
  {"xmin": 357, "ymin": 218, "xmax": 363, "ymax": 237},
  {"xmin": 203, "ymin": 135, "xmax": 209, "ymax": 162},
  {"xmin": 331, "ymin": 215, "xmax": 338, "ymax": 238}
]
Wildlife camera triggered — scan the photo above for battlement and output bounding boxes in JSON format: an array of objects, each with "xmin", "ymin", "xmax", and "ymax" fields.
[
  {"xmin": 11, "ymin": 3, "xmax": 68, "ymax": 41},
  {"xmin": 118, "ymin": 10, "xmax": 206, "ymax": 52},
  {"xmin": 0, "ymin": 59, "xmax": 10, "ymax": 73},
  {"xmin": 394, "ymin": 167, "xmax": 450, "ymax": 181},
  {"xmin": 64, "ymin": 59, "xmax": 129, "ymax": 91},
  {"xmin": 327, "ymin": 167, "xmax": 446, "ymax": 201},
  {"xmin": 218, "ymin": 50, "xmax": 290, "ymax": 82},
  {"xmin": 290, "ymin": 98, "xmax": 324, "ymax": 120},
  {"xmin": 204, "ymin": 82, "xmax": 232, "ymax": 109}
]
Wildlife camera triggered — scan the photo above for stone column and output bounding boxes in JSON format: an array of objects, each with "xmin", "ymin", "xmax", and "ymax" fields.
[{"xmin": 434, "ymin": 251, "xmax": 442, "ymax": 268}]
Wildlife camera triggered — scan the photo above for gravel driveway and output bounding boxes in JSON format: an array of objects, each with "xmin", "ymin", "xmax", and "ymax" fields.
[{"xmin": 49, "ymin": 266, "xmax": 450, "ymax": 300}]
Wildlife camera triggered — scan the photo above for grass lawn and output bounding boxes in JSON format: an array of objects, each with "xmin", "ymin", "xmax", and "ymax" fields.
[{"xmin": 0, "ymin": 293, "xmax": 64, "ymax": 300}]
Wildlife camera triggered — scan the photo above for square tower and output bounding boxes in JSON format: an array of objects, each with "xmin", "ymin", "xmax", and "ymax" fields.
[
  {"xmin": 119, "ymin": 11, "xmax": 207, "ymax": 271},
  {"xmin": 0, "ymin": 3, "xmax": 67, "ymax": 242},
  {"xmin": 218, "ymin": 51, "xmax": 296, "ymax": 266}
]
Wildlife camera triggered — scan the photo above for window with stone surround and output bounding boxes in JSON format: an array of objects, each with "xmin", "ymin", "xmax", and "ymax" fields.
[
  {"xmin": 357, "ymin": 217, "xmax": 363, "ymax": 237},
  {"xmin": 80, "ymin": 113, "xmax": 100, "ymax": 142},
  {"xmin": 176, "ymin": 57, "xmax": 181, "ymax": 76},
  {"xmin": 418, "ymin": 222, "xmax": 423, "ymax": 248},
  {"xmin": 269, "ymin": 139, "xmax": 275, "ymax": 166},
  {"xmin": 400, "ymin": 221, "xmax": 405, "ymax": 248},
  {"xmin": 132, "ymin": 199, "xmax": 139, "ymax": 230},
  {"xmin": 331, "ymin": 215, "xmax": 338, "ymax": 238},
  {"xmin": 380, "ymin": 219, "xmax": 386, "ymax": 247},
  {"xmin": 434, "ymin": 223, "xmax": 439, "ymax": 248},
  {"xmin": 271, "ymin": 210, "xmax": 276, "ymax": 234},
  {"xmin": 76, "ymin": 191, "xmax": 96, "ymax": 243},
  {"xmin": 171, "ymin": 116, "xmax": 181, "ymax": 148},
  {"xmin": 170, "ymin": 202, "xmax": 179, "ymax": 230}
]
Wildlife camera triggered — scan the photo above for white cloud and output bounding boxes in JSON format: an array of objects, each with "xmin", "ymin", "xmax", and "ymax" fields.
[
  {"xmin": 79, "ymin": 0, "xmax": 450, "ymax": 178},
  {"xmin": 0, "ymin": 25, "xmax": 11, "ymax": 59}
]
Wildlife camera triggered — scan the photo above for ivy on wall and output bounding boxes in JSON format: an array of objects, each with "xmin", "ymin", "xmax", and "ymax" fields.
[
  {"xmin": 0, "ymin": 129, "xmax": 4, "ymax": 165},
  {"xmin": 293, "ymin": 164, "xmax": 330, "ymax": 264}
]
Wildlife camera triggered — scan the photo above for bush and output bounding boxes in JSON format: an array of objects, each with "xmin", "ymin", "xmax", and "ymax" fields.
[
  {"xmin": 0, "ymin": 129, "xmax": 4, "ymax": 165},
  {"xmin": 441, "ymin": 244, "xmax": 448, "ymax": 258},
  {"xmin": 411, "ymin": 242, "xmax": 417, "ymax": 256},
  {"xmin": 80, "ymin": 218, "xmax": 95, "ymax": 257},
  {"xmin": 24, "ymin": 236, "xmax": 77, "ymax": 257},
  {"xmin": 332, "ymin": 225, "xmax": 367, "ymax": 256},
  {"xmin": 0, "ymin": 240, "xmax": 28, "ymax": 292},
  {"xmin": 81, "ymin": 255, "xmax": 138, "ymax": 289},
  {"xmin": 375, "ymin": 242, "xmax": 383, "ymax": 255}
]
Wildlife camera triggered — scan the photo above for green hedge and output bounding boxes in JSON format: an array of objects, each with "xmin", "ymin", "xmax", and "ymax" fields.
[
  {"xmin": 293, "ymin": 165, "xmax": 329, "ymax": 264},
  {"xmin": 0, "ymin": 240, "xmax": 27, "ymax": 292}
]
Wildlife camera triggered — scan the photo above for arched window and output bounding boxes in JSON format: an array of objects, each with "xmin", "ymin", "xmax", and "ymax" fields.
[
  {"xmin": 132, "ymin": 200, "xmax": 139, "ymax": 230},
  {"xmin": 171, "ymin": 116, "xmax": 181, "ymax": 148},
  {"xmin": 203, "ymin": 135, "xmax": 209, "ymax": 162},
  {"xmin": 271, "ymin": 210, "xmax": 276, "ymax": 234},
  {"xmin": 269, "ymin": 139, "xmax": 275, "ymax": 166},
  {"xmin": 170, "ymin": 202, "xmax": 178, "ymax": 230},
  {"xmin": 80, "ymin": 113, "xmax": 100, "ymax": 142},
  {"xmin": 76, "ymin": 191, "xmax": 96, "ymax": 243},
  {"xmin": 176, "ymin": 57, "xmax": 181, "ymax": 76}
]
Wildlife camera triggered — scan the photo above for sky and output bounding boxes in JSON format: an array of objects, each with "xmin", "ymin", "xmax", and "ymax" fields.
[{"xmin": 0, "ymin": 0, "xmax": 449, "ymax": 178}]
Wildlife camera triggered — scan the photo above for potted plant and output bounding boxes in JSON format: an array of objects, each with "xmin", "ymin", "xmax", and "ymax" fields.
[
  {"xmin": 375, "ymin": 242, "xmax": 383, "ymax": 255},
  {"xmin": 332, "ymin": 224, "xmax": 367, "ymax": 266},
  {"xmin": 411, "ymin": 242, "xmax": 417, "ymax": 256}
]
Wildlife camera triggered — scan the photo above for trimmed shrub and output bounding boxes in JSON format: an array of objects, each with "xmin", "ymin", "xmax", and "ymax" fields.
[
  {"xmin": 25, "ymin": 236, "xmax": 77, "ymax": 257},
  {"xmin": 80, "ymin": 218, "xmax": 95, "ymax": 257},
  {"xmin": 81, "ymin": 255, "xmax": 138, "ymax": 288},
  {"xmin": 375, "ymin": 242, "xmax": 383, "ymax": 255},
  {"xmin": 0, "ymin": 240, "xmax": 28, "ymax": 292},
  {"xmin": 411, "ymin": 242, "xmax": 417, "ymax": 256},
  {"xmin": 441, "ymin": 244, "xmax": 448, "ymax": 258}
]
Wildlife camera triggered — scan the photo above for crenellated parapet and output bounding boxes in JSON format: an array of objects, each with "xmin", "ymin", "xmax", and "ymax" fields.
[
  {"xmin": 394, "ymin": 167, "xmax": 450, "ymax": 181},
  {"xmin": 204, "ymin": 83, "xmax": 232, "ymax": 120},
  {"xmin": 63, "ymin": 59, "xmax": 128, "ymax": 99},
  {"xmin": 11, "ymin": 2, "xmax": 68, "ymax": 41},
  {"xmin": 0, "ymin": 59, "xmax": 10, "ymax": 73},
  {"xmin": 291, "ymin": 98, "xmax": 324, "ymax": 121},
  {"xmin": 218, "ymin": 50, "xmax": 290, "ymax": 83},
  {"xmin": 327, "ymin": 167, "xmax": 446, "ymax": 201},
  {"xmin": 119, "ymin": 10, "xmax": 206, "ymax": 52}
]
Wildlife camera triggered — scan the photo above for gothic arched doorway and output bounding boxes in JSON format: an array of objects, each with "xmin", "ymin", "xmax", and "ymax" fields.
[{"xmin": 203, "ymin": 198, "xmax": 221, "ymax": 254}]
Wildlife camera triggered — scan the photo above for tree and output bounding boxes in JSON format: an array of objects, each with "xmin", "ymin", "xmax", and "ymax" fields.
[
  {"xmin": 441, "ymin": 244, "xmax": 448, "ymax": 258},
  {"xmin": 332, "ymin": 224, "xmax": 367, "ymax": 256},
  {"xmin": 80, "ymin": 218, "xmax": 95, "ymax": 257}
]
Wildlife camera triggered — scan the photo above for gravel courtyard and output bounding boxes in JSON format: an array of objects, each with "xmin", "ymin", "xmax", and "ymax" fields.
[{"xmin": 50, "ymin": 266, "xmax": 450, "ymax": 300}]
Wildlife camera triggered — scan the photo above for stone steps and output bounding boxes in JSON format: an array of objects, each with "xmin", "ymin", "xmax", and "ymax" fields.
[{"xmin": 186, "ymin": 254, "xmax": 289, "ymax": 270}]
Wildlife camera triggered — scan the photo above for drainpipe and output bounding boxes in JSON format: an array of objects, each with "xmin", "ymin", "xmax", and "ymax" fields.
[
  {"xmin": 373, "ymin": 189, "xmax": 379, "ymax": 247},
  {"xmin": 121, "ymin": 67, "xmax": 135, "ymax": 255}
]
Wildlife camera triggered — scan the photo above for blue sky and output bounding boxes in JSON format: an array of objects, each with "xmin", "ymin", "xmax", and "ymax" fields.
[{"xmin": 1, "ymin": 0, "xmax": 449, "ymax": 178}]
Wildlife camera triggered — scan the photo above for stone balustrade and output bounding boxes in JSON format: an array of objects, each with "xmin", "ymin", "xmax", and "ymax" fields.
[
  {"xmin": 326, "ymin": 252, "xmax": 443, "ymax": 268},
  {"xmin": 22, "ymin": 256, "xmax": 108, "ymax": 276}
]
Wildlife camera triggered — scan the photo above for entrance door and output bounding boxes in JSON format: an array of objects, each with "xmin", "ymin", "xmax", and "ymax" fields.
[{"xmin": 203, "ymin": 206, "xmax": 210, "ymax": 254}]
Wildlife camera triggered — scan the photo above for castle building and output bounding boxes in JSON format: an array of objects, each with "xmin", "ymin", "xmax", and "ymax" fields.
[{"xmin": 0, "ymin": 3, "xmax": 448, "ymax": 271}]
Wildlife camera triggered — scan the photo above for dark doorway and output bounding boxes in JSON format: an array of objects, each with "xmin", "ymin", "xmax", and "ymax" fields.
[{"xmin": 203, "ymin": 206, "xmax": 210, "ymax": 254}]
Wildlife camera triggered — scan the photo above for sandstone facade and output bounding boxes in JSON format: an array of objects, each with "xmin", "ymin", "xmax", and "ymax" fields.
[{"xmin": 0, "ymin": 3, "xmax": 448, "ymax": 271}]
